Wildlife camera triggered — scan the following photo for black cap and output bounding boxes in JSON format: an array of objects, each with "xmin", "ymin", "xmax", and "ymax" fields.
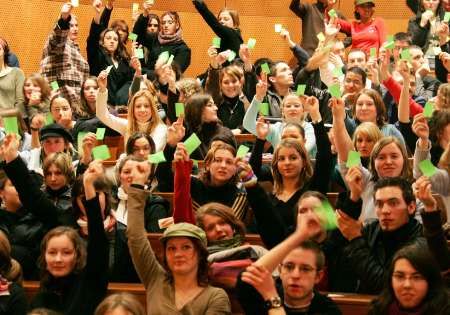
[{"xmin": 40, "ymin": 123, "xmax": 74, "ymax": 143}]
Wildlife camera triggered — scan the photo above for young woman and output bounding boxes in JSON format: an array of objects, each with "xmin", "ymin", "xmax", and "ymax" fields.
[
  {"xmin": 408, "ymin": 0, "xmax": 445, "ymax": 60},
  {"xmin": 48, "ymin": 95, "xmax": 76, "ymax": 131},
  {"xmin": 22, "ymin": 73, "xmax": 51, "ymax": 122},
  {"xmin": 30, "ymin": 161, "xmax": 109, "ymax": 314},
  {"xmin": 369, "ymin": 243, "xmax": 450, "ymax": 314},
  {"xmin": 192, "ymin": 0, "xmax": 243, "ymax": 55},
  {"xmin": 87, "ymin": 0, "xmax": 133, "ymax": 106},
  {"xmin": 0, "ymin": 37, "xmax": 25, "ymax": 115},
  {"xmin": 334, "ymin": 0, "xmax": 387, "ymax": 54},
  {"xmin": 243, "ymin": 80, "xmax": 317, "ymax": 155},
  {"xmin": 0, "ymin": 230, "xmax": 27, "ymax": 315},
  {"xmin": 133, "ymin": 6, "xmax": 191, "ymax": 74},
  {"xmin": 95, "ymin": 293, "xmax": 145, "ymax": 315},
  {"xmin": 126, "ymin": 160, "xmax": 231, "ymax": 314},
  {"xmin": 96, "ymin": 73, "xmax": 167, "ymax": 151}
]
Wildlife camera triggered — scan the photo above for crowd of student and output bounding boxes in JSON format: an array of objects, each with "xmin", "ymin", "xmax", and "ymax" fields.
[{"xmin": 0, "ymin": 0, "xmax": 450, "ymax": 314}]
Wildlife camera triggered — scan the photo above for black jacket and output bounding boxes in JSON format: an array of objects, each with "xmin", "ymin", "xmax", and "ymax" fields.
[
  {"xmin": 30, "ymin": 195, "xmax": 109, "ymax": 315},
  {"xmin": 236, "ymin": 276, "xmax": 342, "ymax": 315},
  {"xmin": 0, "ymin": 282, "xmax": 27, "ymax": 315}
]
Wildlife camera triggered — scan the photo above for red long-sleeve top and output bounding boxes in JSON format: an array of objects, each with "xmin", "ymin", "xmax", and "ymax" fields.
[
  {"xmin": 383, "ymin": 76, "xmax": 424, "ymax": 117},
  {"xmin": 173, "ymin": 160, "xmax": 196, "ymax": 224}
]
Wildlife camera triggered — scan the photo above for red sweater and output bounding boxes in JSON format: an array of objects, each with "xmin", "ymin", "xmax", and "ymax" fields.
[
  {"xmin": 173, "ymin": 160, "xmax": 196, "ymax": 224},
  {"xmin": 337, "ymin": 17, "xmax": 387, "ymax": 55}
]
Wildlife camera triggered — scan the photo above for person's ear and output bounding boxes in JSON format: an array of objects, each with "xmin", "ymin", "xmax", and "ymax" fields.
[
  {"xmin": 268, "ymin": 75, "xmax": 276, "ymax": 84},
  {"xmin": 315, "ymin": 269, "xmax": 324, "ymax": 284},
  {"xmin": 407, "ymin": 201, "xmax": 416, "ymax": 216}
]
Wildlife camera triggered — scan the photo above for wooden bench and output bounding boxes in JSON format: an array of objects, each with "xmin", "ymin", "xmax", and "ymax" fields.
[{"xmin": 22, "ymin": 281, "xmax": 373, "ymax": 315}]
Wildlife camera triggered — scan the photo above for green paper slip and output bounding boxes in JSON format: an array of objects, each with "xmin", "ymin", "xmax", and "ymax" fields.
[
  {"xmin": 400, "ymin": 49, "xmax": 411, "ymax": 62},
  {"xmin": 445, "ymin": 12, "xmax": 450, "ymax": 23},
  {"xmin": 315, "ymin": 200, "xmax": 337, "ymax": 230},
  {"xmin": 236, "ymin": 145, "xmax": 250, "ymax": 158},
  {"xmin": 384, "ymin": 41, "xmax": 395, "ymax": 50},
  {"xmin": 247, "ymin": 38, "xmax": 257, "ymax": 49},
  {"xmin": 45, "ymin": 112, "xmax": 54, "ymax": 125},
  {"xmin": 184, "ymin": 133, "xmax": 202, "ymax": 155},
  {"xmin": 96, "ymin": 128, "xmax": 106, "ymax": 140},
  {"xmin": 159, "ymin": 51, "xmax": 170, "ymax": 63},
  {"xmin": 328, "ymin": 83, "xmax": 342, "ymax": 98},
  {"xmin": 370, "ymin": 47, "xmax": 377, "ymax": 57},
  {"xmin": 175, "ymin": 102, "xmax": 185, "ymax": 117},
  {"xmin": 332, "ymin": 67, "xmax": 344, "ymax": 77},
  {"xmin": 148, "ymin": 151, "xmax": 166, "ymax": 164},
  {"xmin": 212, "ymin": 37, "xmax": 221, "ymax": 48},
  {"xmin": 135, "ymin": 48, "xmax": 144, "ymax": 59},
  {"xmin": 423, "ymin": 101, "xmax": 435, "ymax": 118},
  {"xmin": 227, "ymin": 51, "xmax": 236, "ymax": 62},
  {"xmin": 259, "ymin": 102, "xmax": 269, "ymax": 116},
  {"xmin": 50, "ymin": 81, "xmax": 59, "ymax": 91},
  {"xmin": 192, "ymin": 159, "xmax": 199, "ymax": 168},
  {"xmin": 419, "ymin": 160, "xmax": 437, "ymax": 177},
  {"xmin": 346, "ymin": 150, "xmax": 361, "ymax": 168},
  {"xmin": 328, "ymin": 9, "xmax": 337, "ymax": 18},
  {"xmin": 261, "ymin": 63, "xmax": 271, "ymax": 74},
  {"xmin": 92, "ymin": 145, "xmax": 111, "ymax": 161},
  {"xmin": 296, "ymin": 84, "xmax": 306, "ymax": 96},
  {"xmin": 167, "ymin": 55, "xmax": 175, "ymax": 65},
  {"xmin": 3, "ymin": 117, "xmax": 18, "ymax": 135},
  {"xmin": 77, "ymin": 131, "xmax": 88, "ymax": 155},
  {"xmin": 317, "ymin": 32, "xmax": 325, "ymax": 42},
  {"xmin": 387, "ymin": 35, "xmax": 394, "ymax": 42},
  {"xmin": 128, "ymin": 33, "xmax": 138, "ymax": 41}
]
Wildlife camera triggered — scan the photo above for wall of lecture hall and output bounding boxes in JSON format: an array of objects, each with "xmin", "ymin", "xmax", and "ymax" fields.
[{"xmin": 0, "ymin": 0, "xmax": 413, "ymax": 78}]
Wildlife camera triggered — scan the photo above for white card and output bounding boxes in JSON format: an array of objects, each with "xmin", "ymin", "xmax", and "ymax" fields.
[
  {"xmin": 71, "ymin": 0, "xmax": 79, "ymax": 7},
  {"xmin": 274, "ymin": 24, "xmax": 282, "ymax": 33},
  {"xmin": 158, "ymin": 217, "xmax": 174, "ymax": 229},
  {"xmin": 105, "ymin": 65, "xmax": 113, "ymax": 75}
]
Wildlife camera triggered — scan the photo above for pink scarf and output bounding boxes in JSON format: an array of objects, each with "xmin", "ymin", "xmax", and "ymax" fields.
[{"xmin": 158, "ymin": 28, "xmax": 183, "ymax": 45}]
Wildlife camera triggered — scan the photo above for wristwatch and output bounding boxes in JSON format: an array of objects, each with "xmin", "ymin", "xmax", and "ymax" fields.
[{"xmin": 264, "ymin": 296, "xmax": 282, "ymax": 310}]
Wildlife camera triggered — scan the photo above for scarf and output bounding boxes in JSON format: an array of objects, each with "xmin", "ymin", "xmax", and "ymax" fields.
[
  {"xmin": 137, "ymin": 120, "xmax": 151, "ymax": 132},
  {"xmin": 207, "ymin": 234, "xmax": 244, "ymax": 254},
  {"xmin": 158, "ymin": 28, "xmax": 183, "ymax": 45},
  {"xmin": 115, "ymin": 187, "xmax": 128, "ymax": 225}
]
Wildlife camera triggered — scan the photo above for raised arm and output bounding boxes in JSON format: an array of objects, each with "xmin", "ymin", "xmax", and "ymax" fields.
[
  {"xmin": 95, "ymin": 72, "xmax": 127, "ymax": 135},
  {"xmin": 173, "ymin": 143, "xmax": 196, "ymax": 224},
  {"xmin": 42, "ymin": 3, "xmax": 74, "ymax": 56},
  {"xmin": 243, "ymin": 73, "xmax": 268, "ymax": 135},
  {"xmin": 87, "ymin": 0, "xmax": 107, "ymax": 76},
  {"xmin": 127, "ymin": 161, "xmax": 165, "ymax": 289},
  {"xmin": 330, "ymin": 97, "xmax": 353, "ymax": 163}
]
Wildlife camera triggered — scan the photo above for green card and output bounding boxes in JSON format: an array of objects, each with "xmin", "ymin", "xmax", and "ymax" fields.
[
  {"xmin": 445, "ymin": 12, "xmax": 450, "ymax": 23},
  {"xmin": 247, "ymin": 38, "xmax": 257, "ymax": 49},
  {"xmin": 96, "ymin": 128, "xmax": 106, "ymax": 140},
  {"xmin": 419, "ymin": 160, "xmax": 437, "ymax": 177},
  {"xmin": 175, "ymin": 102, "xmax": 185, "ymax": 117},
  {"xmin": 370, "ymin": 47, "xmax": 377, "ymax": 58},
  {"xmin": 346, "ymin": 150, "xmax": 361, "ymax": 168},
  {"xmin": 400, "ymin": 49, "xmax": 412, "ymax": 62},
  {"xmin": 317, "ymin": 32, "xmax": 325, "ymax": 42},
  {"xmin": 423, "ymin": 101, "xmax": 435, "ymax": 118},
  {"xmin": 77, "ymin": 131, "xmax": 88, "ymax": 155},
  {"xmin": 236, "ymin": 145, "xmax": 250, "ymax": 158},
  {"xmin": 167, "ymin": 55, "xmax": 175, "ymax": 66},
  {"xmin": 45, "ymin": 112, "xmax": 54, "ymax": 125},
  {"xmin": 328, "ymin": 9, "xmax": 337, "ymax": 18},
  {"xmin": 192, "ymin": 159, "xmax": 199, "ymax": 168},
  {"xmin": 184, "ymin": 133, "xmax": 202, "ymax": 155},
  {"xmin": 148, "ymin": 151, "xmax": 166, "ymax": 164},
  {"xmin": 212, "ymin": 37, "xmax": 221, "ymax": 48},
  {"xmin": 433, "ymin": 46, "xmax": 442, "ymax": 55},
  {"xmin": 128, "ymin": 33, "xmax": 138, "ymax": 41},
  {"xmin": 50, "ymin": 81, "xmax": 59, "ymax": 91},
  {"xmin": 159, "ymin": 51, "xmax": 170, "ymax": 63},
  {"xmin": 384, "ymin": 41, "xmax": 395, "ymax": 50},
  {"xmin": 227, "ymin": 51, "xmax": 236, "ymax": 62},
  {"xmin": 259, "ymin": 102, "xmax": 269, "ymax": 116},
  {"xmin": 135, "ymin": 48, "xmax": 144, "ymax": 59},
  {"xmin": 3, "ymin": 116, "xmax": 18, "ymax": 135},
  {"xmin": 315, "ymin": 200, "xmax": 337, "ymax": 230},
  {"xmin": 261, "ymin": 63, "xmax": 271, "ymax": 74},
  {"xmin": 387, "ymin": 35, "xmax": 394, "ymax": 42},
  {"xmin": 328, "ymin": 83, "xmax": 342, "ymax": 98},
  {"xmin": 296, "ymin": 84, "xmax": 306, "ymax": 96},
  {"xmin": 92, "ymin": 145, "xmax": 111, "ymax": 161},
  {"xmin": 332, "ymin": 67, "xmax": 344, "ymax": 77}
]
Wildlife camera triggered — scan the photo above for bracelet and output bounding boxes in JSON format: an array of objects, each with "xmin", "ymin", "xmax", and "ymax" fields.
[{"xmin": 30, "ymin": 127, "xmax": 40, "ymax": 132}]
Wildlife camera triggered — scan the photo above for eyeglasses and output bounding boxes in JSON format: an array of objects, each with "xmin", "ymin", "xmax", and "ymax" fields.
[
  {"xmin": 392, "ymin": 273, "xmax": 426, "ymax": 283},
  {"xmin": 280, "ymin": 263, "xmax": 316, "ymax": 274}
]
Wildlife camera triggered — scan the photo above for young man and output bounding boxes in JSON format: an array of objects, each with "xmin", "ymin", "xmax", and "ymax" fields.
[
  {"xmin": 236, "ymin": 211, "xmax": 342, "ymax": 315},
  {"xmin": 336, "ymin": 177, "xmax": 436, "ymax": 294}
]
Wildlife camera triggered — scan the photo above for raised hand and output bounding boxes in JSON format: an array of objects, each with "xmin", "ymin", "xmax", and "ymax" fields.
[
  {"xmin": 329, "ymin": 97, "xmax": 345, "ymax": 122},
  {"xmin": 345, "ymin": 166, "xmax": 364, "ymax": 201},
  {"xmin": 295, "ymin": 210, "xmax": 323, "ymax": 240},
  {"xmin": 131, "ymin": 160, "xmax": 152, "ymax": 186},
  {"xmin": 255, "ymin": 72, "xmax": 268, "ymax": 102},
  {"xmin": 61, "ymin": 2, "xmax": 73, "ymax": 20},
  {"xmin": 241, "ymin": 265, "xmax": 278, "ymax": 300},
  {"xmin": 439, "ymin": 52, "xmax": 450, "ymax": 72},
  {"xmin": 207, "ymin": 46, "xmax": 219, "ymax": 68},
  {"xmin": 255, "ymin": 116, "xmax": 269, "ymax": 140},
  {"xmin": 97, "ymin": 70, "xmax": 108, "ymax": 92},
  {"xmin": 0, "ymin": 133, "xmax": 20, "ymax": 163},
  {"xmin": 81, "ymin": 132, "xmax": 97, "ymax": 164},
  {"xmin": 412, "ymin": 113, "xmax": 429, "ymax": 141},
  {"xmin": 30, "ymin": 114, "xmax": 45, "ymax": 131},
  {"xmin": 336, "ymin": 210, "xmax": 362, "ymax": 241},
  {"xmin": 167, "ymin": 116, "xmax": 185, "ymax": 147},
  {"xmin": 420, "ymin": 9, "xmax": 434, "ymax": 28},
  {"xmin": 304, "ymin": 96, "xmax": 321, "ymax": 122},
  {"xmin": 414, "ymin": 176, "xmax": 437, "ymax": 211},
  {"xmin": 93, "ymin": 0, "xmax": 103, "ymax": 13},
  {"xmin": 143, "ymin": 0, "xmax": 153, "ymax": 16},
  {"xmin": 174, "ymin": 143, "xmax": 189, "ymax": 162}
]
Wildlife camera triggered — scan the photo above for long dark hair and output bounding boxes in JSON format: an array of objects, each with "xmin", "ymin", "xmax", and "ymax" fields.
[
  {"xmin": 99, "ymin": 28, "xmax": 129, "ymax": 61},
  {"xmin": 185, "ymin": 93, "xmax": 214, "ymax": 132},
  {"xmin": 369, "ymin": 243, "xmax": 450, "ymax": 314}
]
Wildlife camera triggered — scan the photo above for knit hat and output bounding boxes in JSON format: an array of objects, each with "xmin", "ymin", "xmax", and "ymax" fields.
[
  {"xmin": 40, "ymin": 123, "xmax": 74, "ymax": 143},
  {"xmin": 160, "ymin": 223, "xmax": 207, "ymax": 248},
  {"xmin": 355, "ymin": 0, "xmax": 375, "ymax": 5}
]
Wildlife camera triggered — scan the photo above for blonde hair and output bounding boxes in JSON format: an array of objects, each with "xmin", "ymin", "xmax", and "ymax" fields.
[
  {"xmin": 352, "ymin": 122, "xmax": 383, "ymax": 149},
  {"xmin": 43, "ymin": 152, "xmax": 75, "ymax": 185},
  {"xmin": 437, "ymin": 83, "xmax": 450, "ymax": 110},
  {"xmin": 126, "ymin": 90, "xmax": 162, "ymax": 143},
  {"xmin": 95, "ymin": 293, "xmax": 145, "ymax": 315},
  {"xmin": 0, "ymin": 230, "xmax": 22, "ymax": 284},
  {"xmin": 281, "ymin": 93, "xmax": 305, "ymax": 123}
]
